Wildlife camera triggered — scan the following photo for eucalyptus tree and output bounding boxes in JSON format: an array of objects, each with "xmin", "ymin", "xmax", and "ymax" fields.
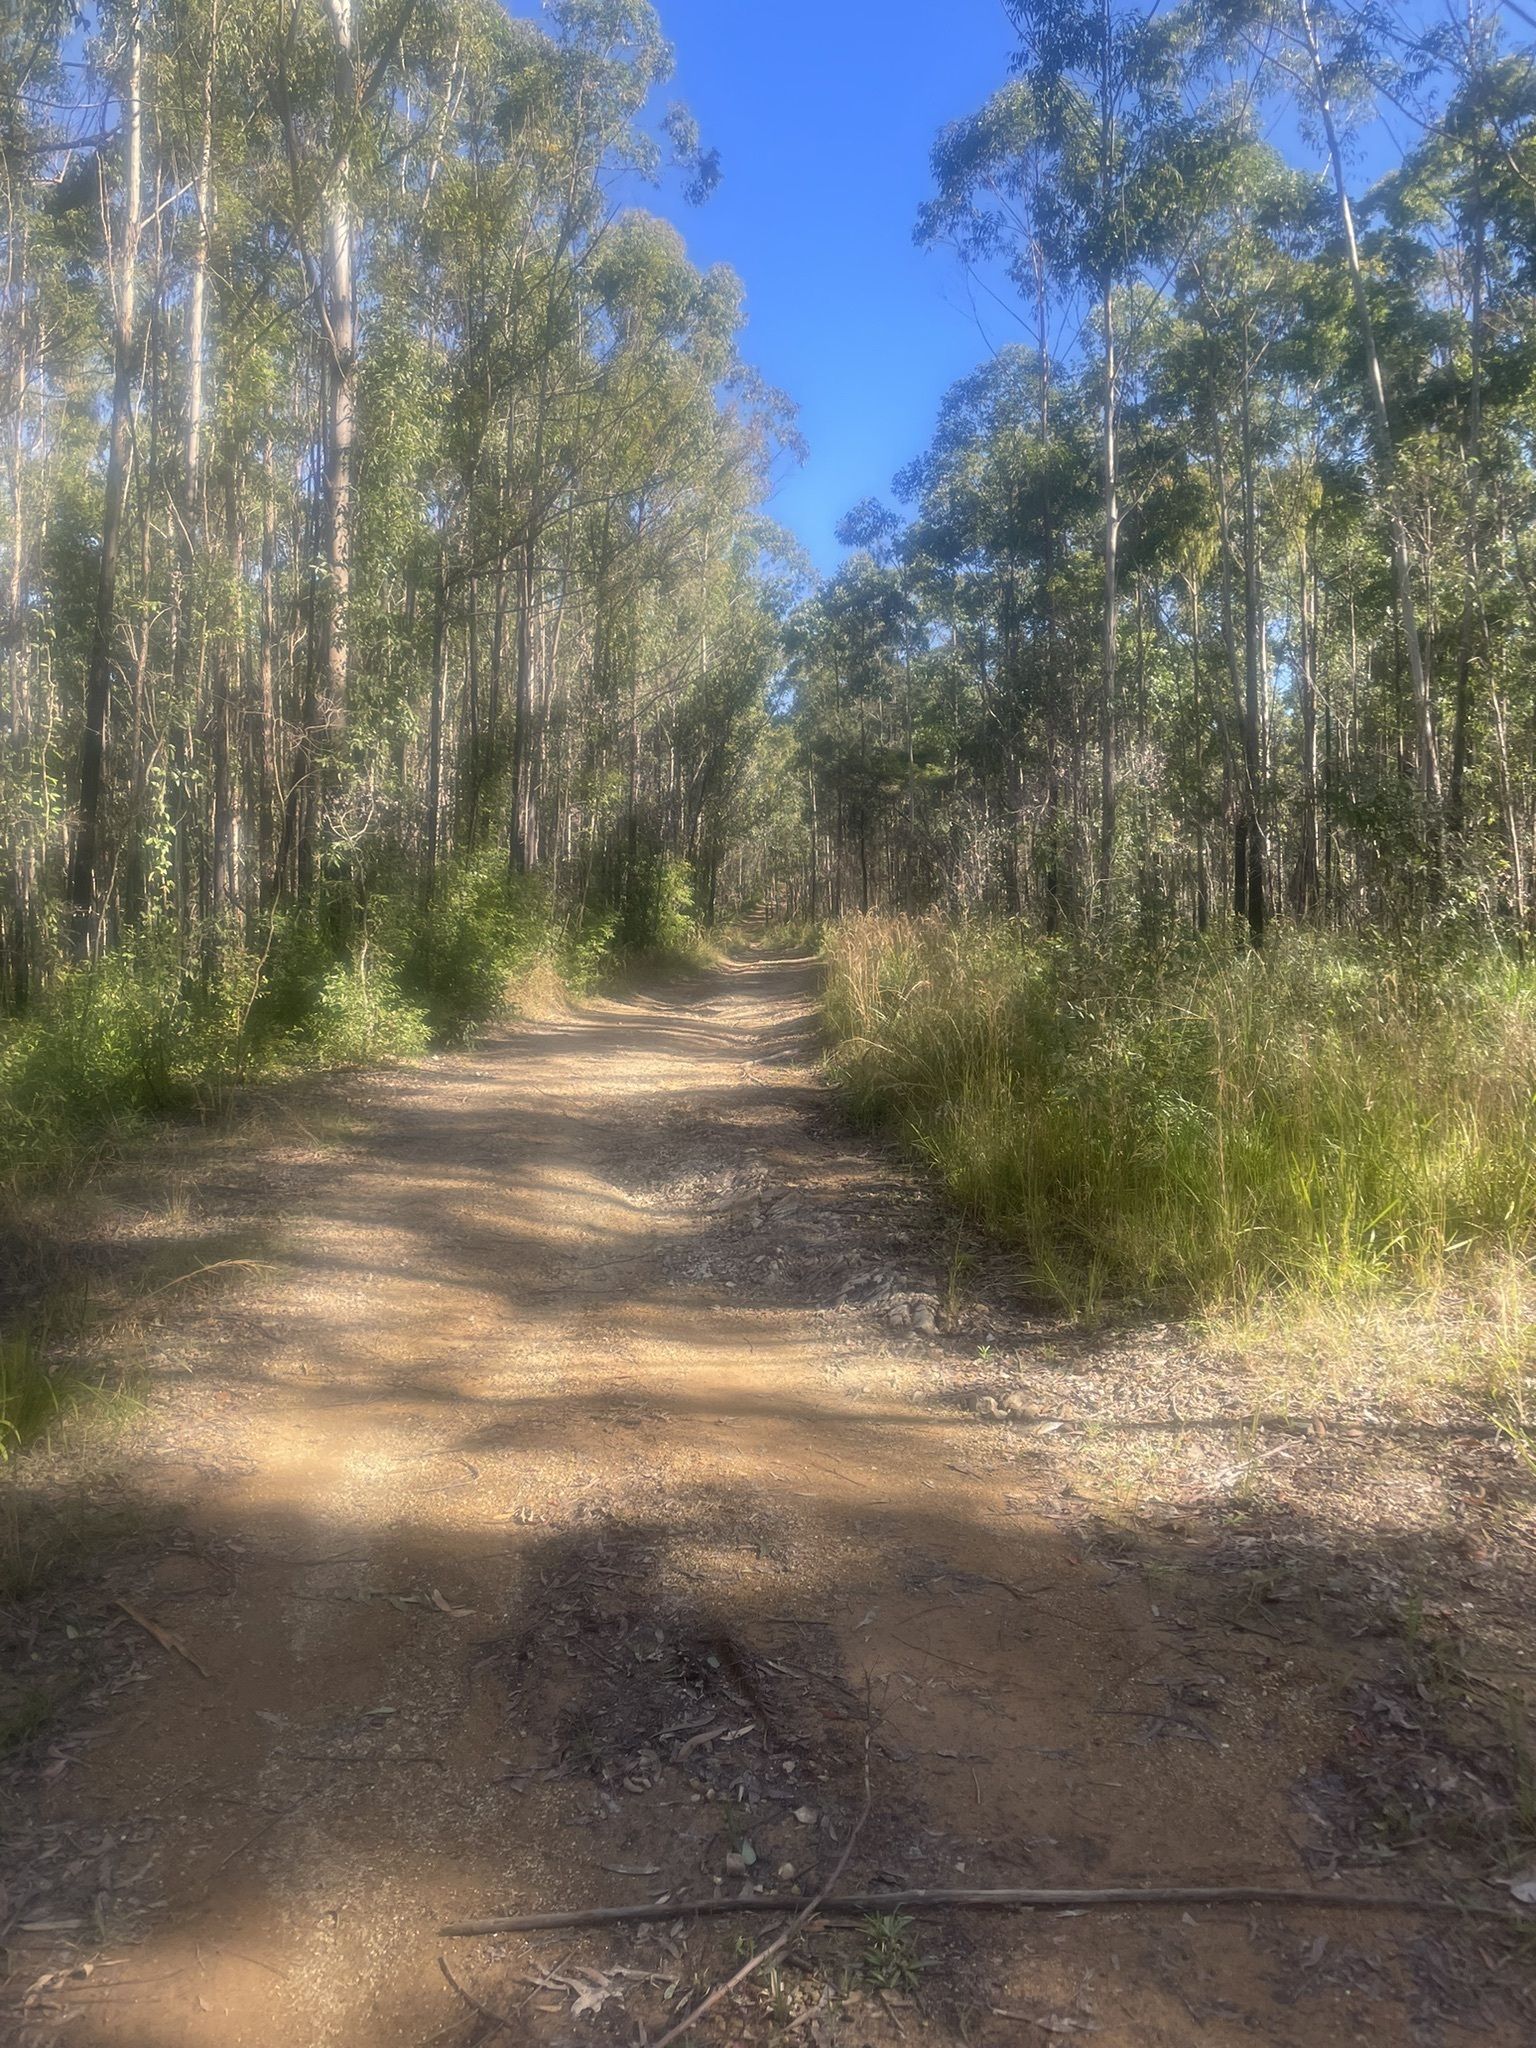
[
  {"xmin": 1377, "ymin": 22, "xmax": 1536, "ymax": 871},
  {"xmin": 923, "ymin": 0, "xmax": 1218, "ymax": 912},
  {"xmin": 1168, "ymin": 142, "xmax": 1332, "ymax": 941},
  {"xmin": 1200, "ymin": 0, "xmax": 1470, "ymax": 853},
  {"xmin": 0, "ymin": 0, "xmax": 790, "ymax": 1006},
  {"xmin": 780, "ymin": 0, "xmax": 1536, "ymax": 945},
  {"xmin": 65, "ymin": 0, "xmax": 142, "ymax": 953}
]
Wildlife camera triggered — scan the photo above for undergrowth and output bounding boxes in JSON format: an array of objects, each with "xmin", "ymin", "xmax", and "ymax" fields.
[{"xmin": 823, "ymin": 915, "xmax": 1536, "ymax": 1313}]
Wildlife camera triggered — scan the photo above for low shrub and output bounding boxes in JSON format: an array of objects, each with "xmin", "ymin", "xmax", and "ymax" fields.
[
  {"xmin": 0, "ymin": 923, "xmax": 254, "ymax": 1178},
  {"xmin": 583, "ymin": 851, "xmax": 708, "ymax": 966},
  {"xmin": 0, "ymin": 1331, "xmax": 67, "ymax": 1458}
]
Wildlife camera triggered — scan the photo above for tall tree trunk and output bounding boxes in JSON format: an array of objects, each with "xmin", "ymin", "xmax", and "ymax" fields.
[
  {"xmin": 1295, "ymin": 524, "xmax": 1321, "ymax": 914},
  {"xmin": 1099, "ymin": 278, "xmax": 1119, "ymax": 915},
  {"xmin": 185, "ymin": 16, "xmax": 219, "ymax": 923},
  {"xmin": 1238, "ymin": 361, "xmax": 1266, "ymax": 946},
  {"xmin": 1449, "ymin": 176, "xmax": 1486, "ymax": 840},
  {"xmin": 1298, "ymin": 0, "xmax": 1440, "ymax": 830},
  {"xmin": 67, "ymin": 5, "xmax": 143, "ymax": 954},
  {"xmin": 425, "ymin": 554, "xmax": 448, "ymax": 891},
  {"xmin": 508, "ymin": 536, "xmax": 536, "ymax": 873},
  {"xmin": 302, "ymin": 0, "xmax": 358, "ymax": 887}
]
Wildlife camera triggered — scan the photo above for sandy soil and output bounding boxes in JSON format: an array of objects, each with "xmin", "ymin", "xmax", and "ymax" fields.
[{"xmin": 2, "ymin": 947, "xmax": 1532, "ymax": 2046}]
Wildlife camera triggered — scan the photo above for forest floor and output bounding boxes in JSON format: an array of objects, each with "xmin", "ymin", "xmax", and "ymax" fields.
[{"xmin": 2, "ymin": 943, "xmax": 1535, "ymax": 2047}]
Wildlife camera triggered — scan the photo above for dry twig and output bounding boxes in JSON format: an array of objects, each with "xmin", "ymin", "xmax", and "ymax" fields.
[{"xmin": 650, "ymin": 1741, "xmax": 873, "ymax": 2048}]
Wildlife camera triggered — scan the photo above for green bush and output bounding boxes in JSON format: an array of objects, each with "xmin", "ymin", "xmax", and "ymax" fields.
[
  {"xmin": 603, "ymin": 852, "xmax": 702, "ymax": 959},
  {"xmin": 562, "ymin": 906, "xmax": 620, "ymax": 993},
  {"xmin": 400, "ymin": 856, "xmax": 551, "ymax": 1040},
  {"xmin": 0, "ymin": 868, "xmax": 629, "ymax": 1196},
  {"xmin": 824, "ymin": 916, "xmax": 1536, "ymax": 1311},
  {"xmin": 0, "ymin": 1331, "xmax": 68, "ymax": 1458},
  {"xmin": 304, "ymin": 951, "xmax": 430, "ymax": 1065},
  {"xmin": 0, "ymin": 922, "xmax": 253, "ymax": 1176}
]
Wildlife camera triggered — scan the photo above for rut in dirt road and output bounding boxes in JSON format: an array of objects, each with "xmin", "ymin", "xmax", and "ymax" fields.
[{"xmin": 3, "ymin": 950, "xmax": 1525, "ymax": 2048}]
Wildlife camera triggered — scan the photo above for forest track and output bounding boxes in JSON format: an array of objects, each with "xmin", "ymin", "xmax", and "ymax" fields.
[{"xmin": 2, "ymin": 947, "xmax": 1531, "ymax": 2046}]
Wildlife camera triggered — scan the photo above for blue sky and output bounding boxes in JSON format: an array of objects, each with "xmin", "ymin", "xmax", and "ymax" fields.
[
  {"xmin": 514, "ymin": 1, "xmax": 1529, "ymax": 574},
  {"xmin": 626, "ymin": 0, "xmax": 1018, "ymax": 572}
]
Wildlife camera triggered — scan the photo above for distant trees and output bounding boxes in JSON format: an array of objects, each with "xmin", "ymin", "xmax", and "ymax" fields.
[
  {"xmin": 780, "ymin": 0, "xmax": 1536, "ymax": 944},
  {"xmin": 0, "ymin": 0, "xmax": 791, "ymax": 1007}
]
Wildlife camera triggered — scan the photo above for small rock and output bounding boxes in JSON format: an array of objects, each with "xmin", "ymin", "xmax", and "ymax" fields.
[
  {"xmin": 793, "ymin": 1805, "xmax": 819, "ymax": 1825},
  {"xmin": 777, "ymin": 1862, "xmax": 796, "ymax": 1882}
]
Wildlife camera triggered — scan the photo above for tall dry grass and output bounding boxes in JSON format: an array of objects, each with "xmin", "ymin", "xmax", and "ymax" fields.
[{"xmin": 824, "ymin": 916, "xmax": 1536, "ymax": 1311}]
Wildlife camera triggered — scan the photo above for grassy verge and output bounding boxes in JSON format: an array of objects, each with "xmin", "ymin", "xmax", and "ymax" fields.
[{"xmin": 823, "ymin": 914, "xmax": 1536, "ymax": 1316}]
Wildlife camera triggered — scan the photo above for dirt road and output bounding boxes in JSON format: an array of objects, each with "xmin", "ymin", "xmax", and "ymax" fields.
[{"xmin": 3, "ymin": 949, "xmax": 1529, "ymax": 2044}]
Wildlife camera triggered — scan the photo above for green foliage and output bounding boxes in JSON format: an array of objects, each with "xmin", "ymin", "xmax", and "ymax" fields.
[
  {"xmin": 754, "ymin": 912, "xmax": 823, "ymax": 952},
  {"xmin": 399, "ymin": 857, "xmax": 553, "ymax": 1041},
  {"xmin": 858, "ymin": 1912, "xmax": 927, "ymax": 1995},
  {"xmin": 243, "ymin": 907, "xmax": 429, "ymax": 1067},
  {"xmin": 825, "ymin": 916, "xmax": 1536, "ymax": 1311},
  {"xmin": 0, "ymin": 923, "xmax": 250, "ymax": 1177},
  {"xmin": 563, "ymin": 906, "xmax": 621, "ymax": 993},
  {"xmin": 304, "ymin": 952, "xmax": 431, "ymax": 1067},
  {"xmin": 597, "ymin": 851, "xmax": 705, "ymax": 961}
]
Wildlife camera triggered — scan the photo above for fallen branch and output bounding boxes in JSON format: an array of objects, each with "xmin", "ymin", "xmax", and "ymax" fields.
[
  {"xmin": 434, "ymin": 1950, "xmax": 574, "ymax": 2043},
  {"xmin": 441, "ymin": 1882, "xmax": 1522, "ymax": 1939}
]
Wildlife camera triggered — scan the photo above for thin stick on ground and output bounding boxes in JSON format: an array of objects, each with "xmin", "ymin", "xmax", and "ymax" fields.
[
  {"xmin": 650, "ymin": 1743, "xmax": 874, "ymax": 2048},
  {"xmin": 435, "ymin": 1950, "xmax": 573, "ymax": 2040},
  {"xmin": 440, "ymin": 1882, "xmax": 1524, "ymax": 1939},
  {"xmin": 436, "ymin": 1955, "xmax": 518, "ymax": 2039}
]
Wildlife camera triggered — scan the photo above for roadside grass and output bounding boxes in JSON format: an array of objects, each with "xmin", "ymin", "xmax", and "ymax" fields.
[
  {"xmin": 1202, "ymin": 1269, "xmax": 1535, "ymax": 1423},
  {"xmin": 824, "ymin": 914, "xmax": 1536, "ymax": 1317},
  {"xmin": 752, "ymin": 913, "xmax": 824, "ymax": 954},
  {"xmin": 0, "ymin": 1324, "xmax": 126, "ymax": 1597},
  {"xmin": 0, "ymin": 1331, "xmax": 71, "ymax": 1460}
]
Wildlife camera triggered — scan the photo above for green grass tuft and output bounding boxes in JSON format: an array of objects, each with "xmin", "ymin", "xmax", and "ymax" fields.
[{"xmin": 0, "ymin": 1330, "xmax": 71, "ymax": 1458}]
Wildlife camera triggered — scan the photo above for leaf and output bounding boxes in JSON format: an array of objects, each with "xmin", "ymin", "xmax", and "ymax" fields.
[
  {"xmin": 429, "ymin": 1587, "xmax": 474, "ymax": 1618},
  {"xmin": 676, "ymin": 1719, "xmax": 732, "ymax": 1758},
  {"xmin": 115, "ymin": 1599, "xmax": 212, "ymax": 1681}
]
